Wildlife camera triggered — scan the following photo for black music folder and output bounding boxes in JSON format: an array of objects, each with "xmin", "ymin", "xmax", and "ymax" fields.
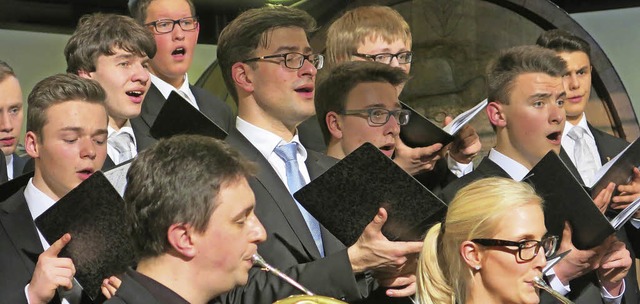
[
  {"xmin": 294, "ymin": 142, "xmax": 447, "ymax": 246},
  {"xmin": 35, "ymin": 172, "xmax": 134, "ymax": 301},
  {"xmin": 150, "ymin": 91, "xmax": 228, "ymax": 140},
  {"xmin": 524, "ymin": 151, "xmax": 640, "ymax": 250},
  {"xmin": 399, "ymin": 99, "xmax": 487, "ymax": 148},
  {"xmin": 589, "ymin": 137, "xmax": 640, "ymax": 198}
]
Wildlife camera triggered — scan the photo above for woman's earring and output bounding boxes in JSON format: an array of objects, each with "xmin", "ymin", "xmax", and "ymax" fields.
[{"xmin": 474, "ymin": 265, "xmax": 481, "ymax": 270}]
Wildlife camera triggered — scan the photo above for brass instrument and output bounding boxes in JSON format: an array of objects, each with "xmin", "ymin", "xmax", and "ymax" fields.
[
  {"xmin": 251, "ymin": 254, "xmax": 348, "ymax": 304},
  {"xmin": 533, "ymin": 276, "xmax": 575, "ymax": 304}
]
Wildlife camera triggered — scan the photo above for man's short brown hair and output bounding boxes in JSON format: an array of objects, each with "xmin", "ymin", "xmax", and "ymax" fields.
[{"xmin": 65, "ymin": 13, "xmax": 156, "ymax": 74}]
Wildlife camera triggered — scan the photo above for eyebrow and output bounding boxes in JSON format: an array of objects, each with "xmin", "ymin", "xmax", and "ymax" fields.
[
  {"xmin": 273, "ymin": 45, "xmax": 313, "ymax": 54},
  {"xmin": 113, "ymin": 53, "xmax": 135, "ymax": 60},
  {"xmin": 529, "ymin": 91, "xmax": 566, "ymax": 100}
]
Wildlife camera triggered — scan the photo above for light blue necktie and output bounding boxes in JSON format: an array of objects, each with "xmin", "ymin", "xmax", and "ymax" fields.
[{"xmin": 274, "ymin": 142, "xmax": 324, "ymax": 257}]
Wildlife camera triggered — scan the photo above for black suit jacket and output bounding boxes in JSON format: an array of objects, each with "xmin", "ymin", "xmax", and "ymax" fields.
[
  {"xmin": 130, "ymin": 83, "xmax": 234, "ymax": 151},
  {"xmin": 0, "ymin": 153, "xmax": 7, "ymax": 183},
  {"xmin": 12, "ymin": 153, "xmax": 27, "ymax": 179},
  {"xmin": 219, "ymin": 128, "xmax": 375, "ymax": 304},
  {"xmin": 104, "ymin": 269, "xmax": 162, "ymax": 304},
  {"xmin": 0, "ymin": 189, "xmax": 43, "ymax": 303}
]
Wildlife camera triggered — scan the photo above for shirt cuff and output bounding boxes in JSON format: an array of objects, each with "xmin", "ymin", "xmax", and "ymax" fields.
[
  {"xmin": 546, "ymin": 267, "xmax": 570, "ymax": 295},
  {"xmin": 600, "ymin": 279, "xmax": 625, "ymax": 304},
  {"xmin": 447, "ymin": 154, "xmax": 473, "ymax": 178},
  {"xmin": 630, "ymin": 218, "xmax": 640, "ymax": 229}
]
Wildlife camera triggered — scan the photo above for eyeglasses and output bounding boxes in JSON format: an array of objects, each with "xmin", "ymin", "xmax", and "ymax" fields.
[
  {"xmin": 472, "ymin": 235, "xmax": 558, "ymax": 261},
  {"xmin": 243, "ymin": 52, "xmax": 324, "ymax": 70},
  {"xmin": 339, "ymin": 108, "xmax": 411, "ymax": 126},
  {"xmin": 352, "ymin": 51, "xmax": 413, "ymax": 64},
  {"xmin": 145, "ymin": 17, "xmax": 199, "ymax": 34}
]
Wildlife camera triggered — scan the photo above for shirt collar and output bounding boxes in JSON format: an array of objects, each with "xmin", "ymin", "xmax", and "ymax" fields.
[
  {"xmin": 487, "ymin": 148, "xmax": 530, "ymax": 181},
  {"xmin": 235, "ymin": 117, "xmax": 307, "ymax": 161},
  {"xmin": 5, "ymin": 153, "xmax": 13, "ymax": 180},
  {"xmin": 107, "ymin": 119, "xmax": 137, "ymax": 147},
  {"xmin": 562, "ymin": 114, "xmax": 593, "ymax": 140},
  {"xmin": 150, "ymin": 73, "xmax": 191, "ymax": 99},
  {"xmin": 24, "ymin": 177, "xmax": 57, "ymax": 221}
]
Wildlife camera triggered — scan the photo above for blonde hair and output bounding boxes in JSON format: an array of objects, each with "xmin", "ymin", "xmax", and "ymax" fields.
[
  {"xmin": 416, "ymin": 177, "xmax": 543, "ymax": 304},
  {"xmin": 325, "ymin": 5, "xmax": 411, "ymax": 67}
]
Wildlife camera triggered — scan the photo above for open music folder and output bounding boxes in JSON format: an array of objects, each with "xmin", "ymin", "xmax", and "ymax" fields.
[
  {"xmin": 524, "ymin": 151, "xmax": 640, "ymax": 250},
  {"xmin": 588, "ymin": 137, "xmax": 640, "ymax": 199},
  {"xmin": 35, "ymin": 172, "xmax": 134, "ymax": 301},
  {"xmin": 294, "ymin": 142, "xmax": 447, "ymax": 246},
  {"xmin": 399, "ymin": 98, "xmax": 487, "ymax": 147}
]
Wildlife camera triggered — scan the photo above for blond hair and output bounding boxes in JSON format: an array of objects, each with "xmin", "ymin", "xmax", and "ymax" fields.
[
  {"xmin": 416, "ymin": 177, "xmax": 543, "ymax": 304},
  {"xmin": 325, "ymin": 5, "xmax": 411, "ymax": 67}
]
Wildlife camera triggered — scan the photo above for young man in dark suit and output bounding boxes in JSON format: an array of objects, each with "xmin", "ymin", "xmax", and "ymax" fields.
[
  {"xmin": 537, "ymin": 29, "xmax": 640, "ymax": 251},
  {"xmin": 0, "ymin": 73, "xmax": 108, "ymax": 303},
  {"xmin": 66, "ymin": 13, "xmax": 156, "ymax": 171},
  {"xmin": 216, "ymin": 6, "xmax": 423, "ymax": 303},
  {"xmin": 0, "ymin": 60, "xmax": 27, "ymax": 179},
  {"xmin": 105, "ymin": 135, "xmax": 266, "ymax": 304},
  {"xmin": 128, "ymin": 0, "xmax": 233, "ymax": 150},
  {"xmin": 440, "ymin": 45, "xmax": 636, "ymax": 304}
]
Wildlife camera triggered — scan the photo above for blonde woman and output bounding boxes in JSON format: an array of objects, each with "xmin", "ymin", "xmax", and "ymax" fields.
[{"xmin": 417, "ymin": 177, "xmax": 557, "ymax": 304}]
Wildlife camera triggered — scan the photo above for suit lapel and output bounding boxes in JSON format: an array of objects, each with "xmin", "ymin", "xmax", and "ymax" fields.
[
  {"xmin": 474, "ymin": 158, "xmax": 511, "ymax": 178},
  {"xmin": 0, "ymin": 190, "xmax": 44, "ymax": 275},
  {"xmin": 588, "ymin": 123, "xmax": 629, "ymax": 165},
  {"xmin": 102, "ymin": 156, "xmax": 116, "ymax": 172},
  {"xmin": 191, "ymin": 86, "xmax": 217, "ymax": 123},
  {"xmin": 227, "ymin": 129, "xmax": 322, "ymax": 259},
  {"xmin": 139, "ymin": 84, "xmax": 164, "ymax": 128}
]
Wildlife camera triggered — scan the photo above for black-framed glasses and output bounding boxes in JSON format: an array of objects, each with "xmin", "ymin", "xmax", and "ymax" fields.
[
  {"xmin": 339, "ymin": 108, "xmax": 411, "ymax": 126},
  {"xmin": 243, "ymin": 52, "xmax": 324, "ymax": 70},
  {"xmin": 472, "ymin": 235, "xmax": 558, "ymax": 261},
  {"xmin": 353, "ymin": 51, "xmax": 413, "ymax": 64},
  {"xmin": 145, "ymin": 17, "xmax": 199, "ymax": 34}
]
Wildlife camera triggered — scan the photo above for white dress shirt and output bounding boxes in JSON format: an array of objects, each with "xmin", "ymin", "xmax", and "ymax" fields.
[
  {"xmin": 236, "ymin": 117, "xmax": 311, "ymax": 188},
  {"xmin": 107, "ymin": 120, "xmax": 137, "ymax": 165},
  {"xmin": 150, "ymin": 73, "xmax": 199, "ymax": 110},
  {"xmin": 487, "ymin": 148, "xmax": 624, "ymax": 303},
  {"xmin": 23, "ymin": 179, "xmax": 82, "ymax": 304},
  {"xmin": 6, "ymin": 153, "xmax": 13, "ymax": 180}
]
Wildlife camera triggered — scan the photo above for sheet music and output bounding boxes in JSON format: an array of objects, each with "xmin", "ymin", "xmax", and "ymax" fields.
[
  {"xmin": 103, "ymin": 162, "xmax": 131, "ymax": 197},
  {"xmin": 443, "ymin": 98, "xmax": 488, "ymax": 135}
]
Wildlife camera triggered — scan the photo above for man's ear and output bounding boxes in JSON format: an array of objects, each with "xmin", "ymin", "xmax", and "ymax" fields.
[
  {"xmin": 24, "ymin": 131, "xmax": 40, "ymax": 159},
  {"xmin": 167, "ymin": 223, "xmax": 197, "ymax": 259},
  {"xmin": 460, "ymin": 240, "xmax": 483, "ymax": 271},
  {"xmin": 486, "ymin": 101, "xmax": 506, "ymax": 128},
  {"xmin": 77, "ymin": 70, "xmax": 92, "ymax": 79},
  {"xmin": 326, "ymin": 112, "xmax": 343, "ymax": 140},
  {"xmin": 232, "ymin": 62, "xmax": 254, "ymax": 95}
]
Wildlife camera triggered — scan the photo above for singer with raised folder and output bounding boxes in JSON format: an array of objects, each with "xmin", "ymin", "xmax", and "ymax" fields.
[
  {"xmin": 439, "ymin": 45, "xmax": 636, "ymax": 303},
  {"xmin": 104, "ymin": 135, "xmax": 266, "ymax": 304},
  {"xmin": 216, "ymin": 6, "xmax": 423, "ymax": 304}
]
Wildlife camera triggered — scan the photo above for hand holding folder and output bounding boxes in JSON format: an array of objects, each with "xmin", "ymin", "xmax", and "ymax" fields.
[
  {"xmin": 35, "ymin": 172, "xmax": 134, "ymax": 300},
  {"xmin": 294, "ymin": 142, "xmax": 448, "ymax": 246},
  {"xmin": 524, "ymin": 151, "xmax": 640, "ymax": 250},
  {"xmin": 399, "ymin": 99, "xmax": 487, "ymax": 148}
]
